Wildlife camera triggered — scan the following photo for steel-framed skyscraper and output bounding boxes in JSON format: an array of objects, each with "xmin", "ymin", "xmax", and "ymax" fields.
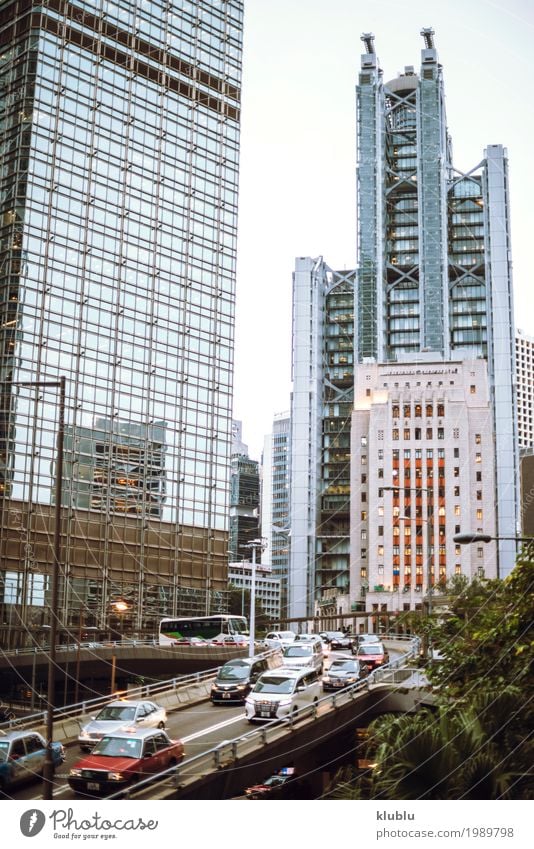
[
  {"xmin": 356, "ymin": 29, "xmax": 517, "ymax": 579},
  {"xmin": 0, "ymin": 0, "xmax": 244, "ymax": 646},
  {"xmin": 288, "ymin": 29, "xmax": 518, "ymax": 619}
]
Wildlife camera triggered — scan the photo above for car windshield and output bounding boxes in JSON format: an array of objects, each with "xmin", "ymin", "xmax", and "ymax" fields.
[
  {"xmin": 95, "ymin": 706, "xmax": 136, "ymax": 721},
  {"xmin": 359, "ymin": 644, "xmax": 383, "ymax": 655},
  {"xmin": 264, "ymin": 776, "xmax": 286, "ymax": 787},
  {"xmin": 0, "ymin": 742, "xmax": 8, "ymax": 762},
  {"xmin": 218, "ymin": 662, "xmax": 250, "ymax": 681},
  {"xmin": 330, "ymin": 660, "xmax": 358, "ymax": 672},
  {"xmin": 254, "ymin": 676, "xmax": 295, "ymax": 694},
  {"xmin": 284, "ymin": 646, "xmax": 312, "ymax": 657},
  {"xmin": 92, "ymin": 736, "xmax": 142, "ymax": 758}
]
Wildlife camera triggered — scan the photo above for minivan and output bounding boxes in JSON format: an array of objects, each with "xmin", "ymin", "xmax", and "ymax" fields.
[
  {"xmin": 245, "ymin": 667, "xmax": 321, "ymax": 722},
  {"xmin": 282, "ymin": 640, "xmax": 323, "ymax": 674},
  {"xmin": 211, "ymin": 653, "xmax": 282, "ymax": 704}
]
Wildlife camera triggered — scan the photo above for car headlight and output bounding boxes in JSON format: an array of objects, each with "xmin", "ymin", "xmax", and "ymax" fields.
[
  {"xmin": 236, "ymin": 685, "xmax": 247, "ymax": 690},
  {"xmin": 108, "ymin": 772, "xmax": 125, "ymax": 781},
  {"xmin": 245, "ymin": 697, "xmax": 253, "ymax": 704},
  {"xmin": 79, "ymin": 730, "xmax": 90, "ymax": 738},
  {"xmin": 323, "ymin": 677, "xmax": 331, "ymax": 683},
  {"xmin": 278, "ymin": 699, "xmax": 292, "ymax": 706},
  {"xmin": 69, "ymin": 768, "xmax": 82, "ymax": 778}
]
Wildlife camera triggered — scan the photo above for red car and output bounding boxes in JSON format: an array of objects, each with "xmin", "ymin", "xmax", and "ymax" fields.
[
  {"xmin": 68, "ymin": 728, "xmax": 184, "ymax": 797},
  {"xmin": 245, "ymin": 767, "xmax": 297, "ymax": 799},
  {"xmin": 355, "ymin": 642, "xmax": 390, "ymax": 670}
]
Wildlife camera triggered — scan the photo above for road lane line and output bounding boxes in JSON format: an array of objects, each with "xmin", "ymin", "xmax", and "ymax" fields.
[{"xmin": 182, "ymin": 713, "xmax": 245, "ymax": 743}]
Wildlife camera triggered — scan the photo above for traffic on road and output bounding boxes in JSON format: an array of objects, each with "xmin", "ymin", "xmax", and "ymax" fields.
[{"xmin": 1, "ymin": 634, "xmax": 400, "ymax": 801}]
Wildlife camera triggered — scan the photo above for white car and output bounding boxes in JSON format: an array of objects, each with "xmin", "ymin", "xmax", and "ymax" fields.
[
  {"xmin": 263, "ymin": 631, "xmax": 296, "ymax": 650},
  {"xmin": 245, "ymin": 668, "xmax": 321, "ymax": 722},
  {"xmin": 78, "ymin": 700, "xmax": 167, "ymax": 751}
]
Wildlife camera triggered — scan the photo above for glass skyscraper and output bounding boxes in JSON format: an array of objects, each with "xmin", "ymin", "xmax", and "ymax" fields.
[
  {"xmin": 288, "ymin": 30, "xmax": 517, "ymax": 619},
  {"xmin": 0, "ymin": 0, "xmax": 244, "ymax": 646}
]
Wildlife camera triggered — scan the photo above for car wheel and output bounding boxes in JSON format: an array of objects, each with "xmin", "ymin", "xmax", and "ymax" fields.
[{"xmin": 158, "ymin": 721, "xmax": 165, "ymax": 729}]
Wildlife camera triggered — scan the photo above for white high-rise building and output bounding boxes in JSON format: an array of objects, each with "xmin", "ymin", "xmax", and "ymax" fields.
[
  {"xmin": 516, "ymin": 329, "xmax": 534, "ymax": 451},
  {"xmin": 350, "ymin": 358, "xmax": 497, "ymax": 613}
]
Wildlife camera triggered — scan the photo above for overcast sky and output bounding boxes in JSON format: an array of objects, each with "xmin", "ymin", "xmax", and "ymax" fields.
[{"xmin": 232, "ymin": 0, "xmax": 534, "ymax": 460}]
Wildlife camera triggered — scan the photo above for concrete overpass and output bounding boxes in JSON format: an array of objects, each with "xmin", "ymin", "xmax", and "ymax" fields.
[
  {"xmin": 125, "ymin": 665, "xmax": 434, "ymax": 800},
  {"xmin": 0, "ymin": 642, "xmax": 249, "ymax": 706}
]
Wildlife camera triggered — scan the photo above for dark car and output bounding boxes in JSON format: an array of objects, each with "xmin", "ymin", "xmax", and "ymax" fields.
[
  {"xmin": 354, "ymin": 642, "xmax": 390, "ymax": 670},
  {"xmin": 0, "ymin": 730, "xmax": 65, "ymax": 793},
  {"xmin": 68, "ymin": 728, "xmax": 184, "ymax": 797},
  {"xmin": 328, "ymin": 632, "xmax": 354, "ymax": 651},
  {"xmin": 211, "ymin": 654, "xmax": 281, "ymax": 704},
  {"xmin": 322, "ymin": 658, "xmax": 369, "ymax": 691}
]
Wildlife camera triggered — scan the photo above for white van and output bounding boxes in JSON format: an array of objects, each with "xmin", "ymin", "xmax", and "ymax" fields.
[
  {"xmin": 282, "ymin": 640, "xmax": 323, "ymax": 674},
  {"xmin": 245, "ymin": 667, "xmax": 321, "ymax": 722}
]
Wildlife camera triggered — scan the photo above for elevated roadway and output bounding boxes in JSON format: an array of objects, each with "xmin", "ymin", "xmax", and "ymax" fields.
[{"xmin": 5, "ymin": 639, "xmax": 434, "ymax": 801}]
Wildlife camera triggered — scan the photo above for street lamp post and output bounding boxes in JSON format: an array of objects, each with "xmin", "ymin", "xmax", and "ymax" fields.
[
  {"xmin": 453, "ymin": 533, "xmax": 532, "ymax": 545},
  {"xmin": 3, "ymin": 378, "xmax": 67, "ymax": 800},
  {"xmin": 453, "ymin": 532, "xmax": 533, "ymax": 567},
  {"xmin": 110, "ymin": 599, "xmax": 130, "ymax": 693},
  {"xmin": 241, "ymin": 538, "xmax": 267, "ymax": 657}
]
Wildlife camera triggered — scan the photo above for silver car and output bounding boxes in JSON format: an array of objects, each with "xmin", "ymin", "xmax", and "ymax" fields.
[{"xmin": 78, "ymin": 700, "xmax": 166, "ymax": 751}]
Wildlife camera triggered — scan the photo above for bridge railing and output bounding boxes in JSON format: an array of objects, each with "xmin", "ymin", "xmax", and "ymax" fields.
[
  {"xmin": 0, "ymin": 635, "xmax": 419, "ymax": 737},
  {"xmin": 110, "ymin": 636, "xmax": 422, "ymax": 800},
  {"xmin": 0, "ymin": 647, "xmax": 286, "ymax": 733},
  {"xmin": 0, "ymin": 638, "xmax": 161, "ymax": 657}
]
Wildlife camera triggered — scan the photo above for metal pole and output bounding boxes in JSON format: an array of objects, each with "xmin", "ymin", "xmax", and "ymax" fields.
[
  {"xmin": 426, "ymin": 493, "xmax": 433, "ymax": 619},
  {"xmin": 43, "ymin": 375, "xmax": 66, "ymax": 798},
  {"xmin": 249, "ymin": 546, "xmax": 256, "ymax": 659},
  {"xmin": 74, "ymin": 614, "xmax": 82, "ymax": 705},
  {"xmin": 425, "ymin": 488, "xmax": 433, "ymax": 661}
]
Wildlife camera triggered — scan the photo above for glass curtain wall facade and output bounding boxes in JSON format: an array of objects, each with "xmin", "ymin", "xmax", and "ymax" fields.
[
  {"xmin": 0, "ymin": 0, "xmax": 243, "ymax": 646},
  {"xmin": 260, "ymin": 412, "xmax": 290, "ymax": 617},
  {"xmin": 289, "ymin": 258, "xmax": 355, "ymax": 619},
  {"xmin": 228, "ymin": 453, "xmax": 260, "ymax": 561}
]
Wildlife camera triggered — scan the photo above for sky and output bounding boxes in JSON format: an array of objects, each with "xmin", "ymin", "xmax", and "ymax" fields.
[{"xmin": 232, "ymin": 0, "xmax": 534, "ymax": 460}]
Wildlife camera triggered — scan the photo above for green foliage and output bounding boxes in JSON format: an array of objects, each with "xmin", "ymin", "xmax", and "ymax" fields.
[
  {"xmin": 333, "ymin": 690, "xmax": 533, "ymax": 800},
  {"xmin": 429, "ymin": 557, "xmax": 534, "ymax": 697},
  {"xmin": 331, "ymin": 556, "xmax": 534, "ymax": 800}
]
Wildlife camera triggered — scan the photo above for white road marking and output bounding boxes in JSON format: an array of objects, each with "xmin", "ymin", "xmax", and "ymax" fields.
[{"xmin": 182, "ymin": 713, "xmax": 245, "ymax": 743}]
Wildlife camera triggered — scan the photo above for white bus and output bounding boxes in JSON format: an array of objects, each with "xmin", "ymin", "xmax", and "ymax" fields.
[{"xmin": 158, "ymin": 614, "xmax": 248, "ymax": 645}]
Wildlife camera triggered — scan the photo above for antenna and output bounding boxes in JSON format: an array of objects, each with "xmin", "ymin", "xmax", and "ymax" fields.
[
  {"xmin": 420, "ymin": 27, "xmax": 435, "ymax": 49},
  {"xmin": 361, "ymin": 32, "xmax": 375, "ymax": 54}
]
